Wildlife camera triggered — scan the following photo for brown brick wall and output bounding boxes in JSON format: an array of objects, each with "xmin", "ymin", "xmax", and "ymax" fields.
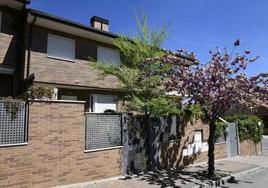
[
  {"xmin": 28, "ymin": 26, "xmax": 119, "ymax": 89},
  {"xmin": 240, "ymin": 140, "xmax": 261, "ymax": 156},
  {"xmin": 0, "ymin": 101, "xmax": 122, "ymax": 188},
  {"xmin": 0, "ymin": 7, "xmax": 19, "ymax": 67},
  {"xmin": 159, "ymin": 119, "xmax": 228, "ymax": 168}
]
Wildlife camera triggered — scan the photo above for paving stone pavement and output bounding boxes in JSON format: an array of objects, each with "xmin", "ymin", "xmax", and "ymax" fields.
[
  {"xmin": 61, "ymin": 136, "xmax": 268, "ymax": 188},
  {"xmin": 66, "ymin": 159, "xmax": 259, "ymax": 188}
]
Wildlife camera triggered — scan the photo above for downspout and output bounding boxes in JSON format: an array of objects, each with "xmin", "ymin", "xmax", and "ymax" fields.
[{"xmin": 26, "ymin": 14, "xmax": 36, "ymax": 77}]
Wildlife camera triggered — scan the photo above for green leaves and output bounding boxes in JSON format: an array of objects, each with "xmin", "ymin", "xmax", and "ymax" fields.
[
  {"xmin": 225, "ymin": 115, "xmax": 263, "ymax": 142},
  {"xmin": 90, "ymin": 16, "xmax": 177, "ymax": 115}
]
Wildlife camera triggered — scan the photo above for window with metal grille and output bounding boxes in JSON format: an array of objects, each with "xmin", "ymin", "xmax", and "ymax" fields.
[
  {"xmin": 85, "ymin": 113, "xmax": 122, "ymax": 150},
  {"xmin": 0, "ymin": 100, "xmax": 27, "ymax": 146}
]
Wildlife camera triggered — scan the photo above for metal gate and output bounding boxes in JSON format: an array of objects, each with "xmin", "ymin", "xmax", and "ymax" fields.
[
  {"xmin": 85, "ymin": 113, "xmax": 122, "ymax": 150},
  {"xmin": 84, "ymin": 112, "xmax": 130, "ymax": 175},
  {"xmin": 227, "ymin": 122, "xmax": 240, "ymax": 158}
]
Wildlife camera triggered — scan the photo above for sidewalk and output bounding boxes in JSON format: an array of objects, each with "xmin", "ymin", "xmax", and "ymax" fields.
[{"xmin": 60, "ymin": 154, "xmax": 267, "ymax": 188}]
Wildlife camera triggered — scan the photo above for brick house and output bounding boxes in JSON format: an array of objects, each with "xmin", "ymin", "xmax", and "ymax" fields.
[
  {"xmin": 0, "ymin": 1, "xmax": 262, "ymax": 187},
  {"xmin": 1, "ymin": 0, "xmax": 122, "ymax": 113},
  {"xmin": 1, "ymin": 0, "xmax": 195, "ymax": 112}
]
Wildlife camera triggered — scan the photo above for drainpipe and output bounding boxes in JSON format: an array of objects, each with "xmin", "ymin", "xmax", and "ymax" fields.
[{"xmin": 26, "ymin": 14, "xmax": 36, "ymax": 77}]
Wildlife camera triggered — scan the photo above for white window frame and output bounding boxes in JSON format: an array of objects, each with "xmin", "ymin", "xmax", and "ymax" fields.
[
  {"xmin": 89, "ymin": 94, "xmax": 117, "ymax": 113},
  {"xmin": 0, "ymin": 12, "xmax": 2, "ymax": 32},
  {"xmin": 97, "ymin": 46, "xmax": 120, "ymax": 65},
  {"xmin": 47, "ymin": 34, "xmax": 75, "ymax": 62}
]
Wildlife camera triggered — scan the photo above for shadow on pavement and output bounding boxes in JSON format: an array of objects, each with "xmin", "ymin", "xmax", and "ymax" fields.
[{"xmin": 120, "ymin": 167, "xmax": 229, "ymax": 188}]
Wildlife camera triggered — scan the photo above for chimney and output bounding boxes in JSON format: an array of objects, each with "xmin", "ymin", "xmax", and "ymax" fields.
[{"xmin": 90, "ymin": 16, "xmax": 109, "ymax": 32}]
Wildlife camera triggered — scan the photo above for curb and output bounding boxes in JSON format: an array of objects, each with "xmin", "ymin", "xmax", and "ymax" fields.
[
  {"xmin": 54, "ymin": 176, "xmax": 124, "ymax": 188},
  {"xmin": 189, "ymin": 156, "xmax": 243, "ymax": 168},
  {"xmin": 192, "ymin": 166, "xmax": 265, "ymax": 188}
]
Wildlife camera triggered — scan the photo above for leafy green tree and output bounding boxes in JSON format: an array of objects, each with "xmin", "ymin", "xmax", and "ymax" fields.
[{"xmin": 91, "ymin": 16, "xmax": 181, "ymax": 115}]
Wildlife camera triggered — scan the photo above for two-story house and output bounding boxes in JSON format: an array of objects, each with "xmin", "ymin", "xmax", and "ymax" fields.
[
  {"xmin": 1, "ymin": 0, "xmax": 194, "ymax": 113},
  {"xmin": 25, "ymin": 10, "xmax": 123, "ymax": 113},
  {"xmin": 1, "ymin": 0, "xmax": 124, "ymax": 113}
]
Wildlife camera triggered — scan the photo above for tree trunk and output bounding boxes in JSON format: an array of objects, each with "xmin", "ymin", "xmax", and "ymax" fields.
[{"xmin": 208, "ymin": 120, "xmax": 216, "ymax": 177}]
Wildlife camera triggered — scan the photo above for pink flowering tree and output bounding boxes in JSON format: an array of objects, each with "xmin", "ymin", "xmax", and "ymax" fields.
[{"xmin": 145, "ymin": 40, "xmax": 268, "ymax": 176}]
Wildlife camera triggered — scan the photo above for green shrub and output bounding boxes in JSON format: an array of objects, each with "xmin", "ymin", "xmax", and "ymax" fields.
[{"xmin": 225, "ymin": 115, "xmax": 263, "ymax": 143}]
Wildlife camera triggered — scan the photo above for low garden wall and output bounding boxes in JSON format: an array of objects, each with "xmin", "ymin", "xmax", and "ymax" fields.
[
  {"xmin": 240, "ymin": 140, "xmax": 261, "ymax": 156},
  {"xmin": 0, "ymin": 101, "xmax": 262, "ymax": 187},
  {"xmin": 0, "ymin": 101, "xmax": 122, "ymax": 188},
  {"xmin": 128, "ymin": 116, "xmax": 228, "ymax": 172}
]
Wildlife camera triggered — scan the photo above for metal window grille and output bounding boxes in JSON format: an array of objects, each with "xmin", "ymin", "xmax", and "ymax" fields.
[
  {"xmin": 0, "ymin": 100, "xmax": 27, "ymax": 145},
  {"xmin": 85, "ymin": 113, "xmax": 122, "ymax": 150}
]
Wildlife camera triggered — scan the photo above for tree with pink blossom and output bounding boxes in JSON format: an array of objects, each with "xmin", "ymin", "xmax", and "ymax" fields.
[{"xmin": 145, "ymin": 39, "xmax": 268, "ymax": 177}]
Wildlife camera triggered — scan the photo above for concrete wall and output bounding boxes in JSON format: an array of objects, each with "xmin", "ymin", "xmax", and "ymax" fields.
[{"xmin": 0, "ymin": 101, "xmax": 122, "ymax": 188}]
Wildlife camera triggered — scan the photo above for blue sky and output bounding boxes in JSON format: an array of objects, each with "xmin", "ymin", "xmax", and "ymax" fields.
[{"xmin": 29, "ymin": 0, "xmax": 268, "ymax": 76}]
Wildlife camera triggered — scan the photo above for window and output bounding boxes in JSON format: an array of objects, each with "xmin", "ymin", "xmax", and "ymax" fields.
[
  {"xmin": 0, "ymin": 12, "xmax": 2, "ymax": 32},
  {"xmin": 97, "ymin": 46, "xmax": 120, "ymax": 65},
  {"xmin": 90, "ymin": 94, "xmax": 117, "ymax": 113},
  {"xmin": 47, "ymin": 34, "xmax": 75, "ymax": 61},
  {"xmin": 0, "ymin": 99, "xmax": 27, "ymax": 146},
  {"xmin": 85, "ymin": 113, "xmax": 122, "ymax": 151},
  {"xmin": 61, "ymin": 95, "xmax": 77, "ymax": 101}
]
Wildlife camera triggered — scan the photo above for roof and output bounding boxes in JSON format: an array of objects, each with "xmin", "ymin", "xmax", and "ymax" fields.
[
  {"xmin": 15, "ymin": 0, "xmax": 30, "ymax": 4},
  {"xmin": 28, "ymin": 9, "xmax": 118, "ymax": 39},
  {"xmin": 28, "ymin": 9, "xmax": 196, "ymax": 64}
]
